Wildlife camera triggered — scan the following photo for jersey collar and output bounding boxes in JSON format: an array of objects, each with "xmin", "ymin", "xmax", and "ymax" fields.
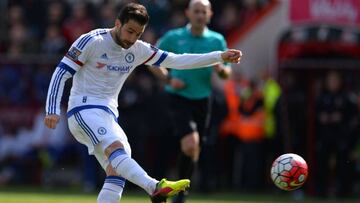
[
  {"xmin": 186, "ymin": 23, "xmax": 209, "ymax": 37},
  {"xmin": 107, "ymin": 31, "xmax": 125, "ymax": 51}
]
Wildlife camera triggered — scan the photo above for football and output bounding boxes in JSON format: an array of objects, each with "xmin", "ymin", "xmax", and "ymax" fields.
[{"xmin": 270, "ymin": 153, "xmax": 308, "ymax": 191}]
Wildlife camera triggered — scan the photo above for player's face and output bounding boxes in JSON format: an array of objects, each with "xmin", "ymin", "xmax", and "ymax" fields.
[
  {"xmin": 115, "ymin": 19, "xmax": 145, "ymax": 49},
  {"xmin": 186, "ymin": 2, "xmax": 212, "ymax": 29}
]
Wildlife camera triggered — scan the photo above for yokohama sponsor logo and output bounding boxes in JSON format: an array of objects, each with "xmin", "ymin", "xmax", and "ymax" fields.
[{"xmin": 107, "ymin": 65, "xmax": 132, "ymax": 73}]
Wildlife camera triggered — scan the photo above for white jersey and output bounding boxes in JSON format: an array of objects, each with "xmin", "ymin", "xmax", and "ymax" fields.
[{"xmin": 45, "ymin": 28, "xmax": 223, "ymax": 118}]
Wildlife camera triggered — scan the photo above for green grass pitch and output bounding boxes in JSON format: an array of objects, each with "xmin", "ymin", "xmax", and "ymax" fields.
[{"xmin": 0, "ymin": 187, "xmax": 357, "ymax": 203}]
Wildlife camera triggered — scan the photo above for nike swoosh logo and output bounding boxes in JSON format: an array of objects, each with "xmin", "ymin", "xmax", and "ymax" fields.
[
  {"xmin": 96, "ymin": 62, "xmax": 106, "ymax": 69},
  {"xmin": 290, "ymin": 180, "xmax": 303, "ymax": 187}
]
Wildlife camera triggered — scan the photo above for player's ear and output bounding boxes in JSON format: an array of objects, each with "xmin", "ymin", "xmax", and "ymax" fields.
[
  {"xmin": 115, "ymin": 19, "xmax": 122, "ymax": 28},
  {"xmin": 206, "ymin": 10, "xmax": 213, "ymax": 24},
  {"xmin": 208, "ymin": 9, "xmax": 213, "ymax": 18}
]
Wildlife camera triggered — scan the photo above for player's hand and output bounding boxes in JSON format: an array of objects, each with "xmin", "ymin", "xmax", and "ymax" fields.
[
  {"xmin": 214, "ymin": 64, "xmax": 231, "ymax": 79},
  {"xmin": 221, "ymin": 49, "xmax": 242, "ymax": 63},
  {"xmin": 169, "ymin": 78, "xmax": 186, "ymax": 89},
  {"xmin": 44, "ymin": 114, "xmax": 60, "ymax": 129}
]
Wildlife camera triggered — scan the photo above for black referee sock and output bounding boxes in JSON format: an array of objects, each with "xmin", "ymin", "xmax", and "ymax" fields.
[
  {"xmin": 178, "ymin": 152, "xmax": 195, "ymax": 179},
  {"xmin": 174, "ymin": 152, "xmax": 195, "ymax": 203}
]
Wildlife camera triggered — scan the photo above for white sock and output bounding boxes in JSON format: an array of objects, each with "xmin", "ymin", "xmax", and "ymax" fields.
[
  {"xmin": 109, "ymin": 148, "xmax": 158, "ymax": 195},
  {"xmin": 97, "ymin": 176, "xmax": 125, "ymax": 203}
]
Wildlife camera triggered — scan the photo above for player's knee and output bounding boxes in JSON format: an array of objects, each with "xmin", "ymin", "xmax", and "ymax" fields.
[
  {"xmin": 105, "ymin": 141, "xmax": 125, "ymax": 158},
  {"xmin": 181, "ymin": 143, "xmax": 199, "ymax": 157},
  {"xmin": 181, "ymin": 132, "xmax": 200, "ymax": 157},
  {"xmin": 106, "ymin": 164, "xmax": 118, "ymax": 176}
]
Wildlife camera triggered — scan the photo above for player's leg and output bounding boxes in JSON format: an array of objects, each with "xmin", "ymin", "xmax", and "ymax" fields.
[
  {"xmin": 168, "ymin": 96, "xmax": 198, "ymax": 177},
  {"xmin": 68, "ymin": 111, "xmax": 125, "ymax": 203},
  {"xmin": 89, "ymin": 109, "xmax": 190, "ymax": 201},
  {"xmin": 104, "ymin": 140, "xmax": 158, "ymax": 195},
  {"xmin": 173, "ymin": 132, "xmax": 199, "ymax": 203},
  {"xmin": 104, "ymin": 139, "xmax": 190, "ymax": 202},
  {"xmin": 72, "ymin": 109, "xmax": 158, "ymax": 194},
  {"xmin": 190, "ymin": 97, "xmax": 211, "ymax": 162},
  {"xmin": 179, "ymin": 131, "xmax": 200, "ymax": 178},
  {"xmin": 167, "ymin": 95, "xmax": 200, "ymax": 203},
  {"xmin": 92, "ymin": 122, "xmax": 189, "ymax": 203},
  {"xmin": 173, "ymin": 97, "xmax": 210, "ymax": 203},
  {"xmin": 168, "ymin": 94, "xmax": 201, "ymax": 165}
]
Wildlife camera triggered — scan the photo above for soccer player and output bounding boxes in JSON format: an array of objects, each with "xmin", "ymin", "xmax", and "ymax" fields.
[
  {"xmin": 150, "ymin": 0, "xmax": 232, "ymax": 202},
  {"xmin": 44, "ymin": 3, "xmax": 241, "ymax": 203}
]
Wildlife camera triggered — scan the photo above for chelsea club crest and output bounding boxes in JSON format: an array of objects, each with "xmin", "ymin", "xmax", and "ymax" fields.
[
  {"xmin": 125, "ymin": 52, "xmax": 135, "ymax": 63},
  {"xmin": 98, "ymin": 127, "xmax": 107, "ymax": 135}
]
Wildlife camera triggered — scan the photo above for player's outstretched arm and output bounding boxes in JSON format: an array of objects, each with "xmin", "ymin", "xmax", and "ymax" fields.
[{"xmin": 152, "ymin": 49, "xmax": 242, "ymax": 70}]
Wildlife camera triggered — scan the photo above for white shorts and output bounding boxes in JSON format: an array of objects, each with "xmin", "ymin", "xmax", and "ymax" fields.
[{"xmin": 68, "ymin": 108, "xmax": 131, "ymax": 170}]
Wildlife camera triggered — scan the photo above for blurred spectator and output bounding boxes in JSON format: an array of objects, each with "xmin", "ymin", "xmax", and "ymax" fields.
[
  {"xmin": 261, "ymin": 71, "xmax": 282, "ymax": 143},
  {"xmin": 0, "ymin": 108, "xmax": 100, "ymax": 187},
  {"xmin": 0, "ymin": 110, "xmax": 44, "ymax": 185},
  {"xmin": 7, "ymin": 5, "xmax": 24, "ymax": 26},
  {"xmin": 20, "ymin": 0, "xmax": 47, "ymax": 38},
  {"xmin": 315, "ymin": 71, "xmax": 359, "ymax": 198},
  {"xmin": 6, "ymin": 43, "xmax": 23, "ymax": 59},
  {"xmin": 62, "ymin": 2, "xmax": 95, "ymax": 44},
  {"xmin": 168, "ymin": 10, "xmax": 187, "ymax": 29},
  {"xmin": 220, "ymin": 73, "xmax": 266, "ymax": 190},
  {"xmin": 260, "ymin": 71, "xmax": 284, "ymax": 189},
  {"xmin": 139, "ymin": 0, "xmax": 171, "ymax": 35},
  {"xmin": 8, "ymin": 23, "xmax": 26, "ymax": 46},
  {"xmin": 141, "ymin": 28, "xmax": 157, "ymax": 45},
  {"xmin": 98, "ymin": 3, "xmax": 117, "ymax": 28},
  {"xmin": 214, "ymin": 2, "xmax": 239, "ymax": 36},
  {"xmin": 0, "ymin": 65, "xmax": 25, "ymax": 105},
  {"xmin": 32, "ymin": 65, "xmax": 53, "ymax": 104},
  {"xmin": 0, "ymin": 130, "xmax": 17, "ymax": 185},
  {"xmin": 239, "ymin": 0, "xmax": 261, "ymax": 26},
  {"xmin": 8, "ymin": 23, "xmax": 38, "ymax": 54},
  {"xmin": 30, "ymin": 110, "xmax": 69, "ymax": 153},
  {"xmin": 46, "ymin": 1, "xmax": 67, "ymax": 27},
  {"xmin": 281, "ymin": 72, "xmax": 307, "ymax": 157},
  {"xmin": 41, "ymin": 25, "xmax": 67, "ymax": 55}
]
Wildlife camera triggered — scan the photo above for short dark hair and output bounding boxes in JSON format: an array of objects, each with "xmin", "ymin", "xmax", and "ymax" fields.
[{"xmin": 117, "ymin": 3, "xmax": 149, "ymax": 26}]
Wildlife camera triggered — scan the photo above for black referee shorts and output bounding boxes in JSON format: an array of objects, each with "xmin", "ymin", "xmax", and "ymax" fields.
[{"xmin": 168, "ymin": 94, "xmax": 211, "ymax": 143}]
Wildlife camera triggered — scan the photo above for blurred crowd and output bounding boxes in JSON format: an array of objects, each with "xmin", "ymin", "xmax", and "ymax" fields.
[
  {"xmin": 0, "ymin": 0, "xmax": 270, "ymax": 56},
  {"xmin": 2, "ymin": 0, "xmax": 360, "ymax": 200}
]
